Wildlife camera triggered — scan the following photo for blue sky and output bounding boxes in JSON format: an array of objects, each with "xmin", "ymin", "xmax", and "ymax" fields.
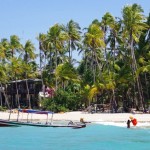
[{"xmin": 0, "ymin": 0, "xmax": 149, "ymax": 62}]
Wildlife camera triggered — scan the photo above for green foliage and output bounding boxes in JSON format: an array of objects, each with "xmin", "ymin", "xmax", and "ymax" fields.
[
  {"xmin": 0, "ymin": 106, "xmax": 7, "ymax": 111},
  {"xmin": 41, "ymin": 88, "xmax": 82, "ymax": 112},
  {"xmin": 0, "ymin": 3, "xmax": 150, "ymax": 112},
  {"xmin": 77, "ymin": 61, "xmax": 94, "ymax": 86},
  {"xmin": 55, "ymin": 62, "xmax": 79, "ymax": 82}
]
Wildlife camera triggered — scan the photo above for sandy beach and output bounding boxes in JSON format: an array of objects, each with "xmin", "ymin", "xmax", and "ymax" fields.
[{"xmin": 0, "ymin": 111, "xmax": 150, "ymax": 127}]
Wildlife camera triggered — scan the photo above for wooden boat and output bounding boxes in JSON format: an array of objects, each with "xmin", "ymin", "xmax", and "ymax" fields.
[
  {"xmin": 0, "ymin": 119, "xmax": 86, "ymax": 128},
  {"xmin": 0, "ymin": 109, "xmax": 86, "ymax": 128},
  {"xmin": 0, "ymin": 121, "xmax": 20, "ymax": 127}
]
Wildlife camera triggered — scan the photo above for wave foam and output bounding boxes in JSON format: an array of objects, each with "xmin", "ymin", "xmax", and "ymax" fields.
[{"xmin": 94, "ymin": 121, "xmax": 150, "ymax": 128}]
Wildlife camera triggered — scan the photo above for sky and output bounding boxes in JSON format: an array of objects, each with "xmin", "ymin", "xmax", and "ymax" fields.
[{"xmin": 0, "ymin": 0, "xmax": 150, "ymax": 63}]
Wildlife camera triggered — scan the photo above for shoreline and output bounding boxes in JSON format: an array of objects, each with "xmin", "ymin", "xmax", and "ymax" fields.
[
  {"xmin": 0, "ymin": 111, "xmax": 150, "ymax": 123},
  {"xmin": 1, "ymin": 111, "xmax": 150, "ymax": 128}
]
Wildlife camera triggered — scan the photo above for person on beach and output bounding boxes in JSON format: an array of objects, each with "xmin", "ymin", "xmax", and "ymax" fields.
[
  {"xmin": 127, "ymin": 116, "xmax": 137, "ymax": 128},
  {"xmin": 129, "ymin": 116, "xmax": 137, "ymax": 126},
  {"xmin": 127, "ymin": 119, "xmax": 131, "ymax": 128},
  {"xmin": 80, "ymin": 118, "xmax": 84, "ymax": 123},
  {"xmin": 80, "ymin": 118, "xmax": 91, "ymax": 124}
]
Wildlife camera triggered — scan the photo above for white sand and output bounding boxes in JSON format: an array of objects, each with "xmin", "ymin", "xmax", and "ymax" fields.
[{"xmin": 0, "ymin": 111, "xmax": 150, "ymax": 127}]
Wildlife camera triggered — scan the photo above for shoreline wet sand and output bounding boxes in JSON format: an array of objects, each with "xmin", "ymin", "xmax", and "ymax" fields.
[{"xmin": 0, "ymin": 111, "xmax": 150, "ymax": 125}]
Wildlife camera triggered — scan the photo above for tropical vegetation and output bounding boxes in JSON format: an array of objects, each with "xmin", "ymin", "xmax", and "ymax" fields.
[{"xmin": 0, "ymin": 4, "xmax": 150, "ymax": 113}]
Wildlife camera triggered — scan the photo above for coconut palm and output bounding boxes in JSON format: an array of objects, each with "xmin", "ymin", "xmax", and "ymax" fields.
[
  {"xmin": 7, "ymin": 35, "xmax": 23, "ymax": 108},
  {"xmin": 101, "ymin": 12, "xmax": 115, "ymax": 60},
  {"xmin": 0, "ymin": 64, "xmax": 9, "ymax": 107},
  {"xmin": 21, "ymin": 40, "xmax": 36, "ymax": 109},
  {"xmin": 47, "ymin": 24, "xmax": 68, "ymax": 90},
  {"xmin": 83, "ymin": 23, "xmax": 105, "ymax": 83},
  {"xmin": 38, "ymin": 33, "xmax": 49, "ymax": 69},
  {"xmin": 106, "ymin": 18, "xmax": 122, "ymax": 111},
  {"xmin": 0, "ymin": 39, "xmax": 11, "ymax": 62},
  {"xmin": 1, "ymin": 37, "xmax": 22, "ymax": 108},
  {"xmin": 8, "ymin": 57, "xmax": 25, "ymax": 108},
  {"xmin": 55, "ymin": 62, "xmax": 79, "ymax": 90},
  {"xmin": 137, "ymin": 13, "xmax": 150, "ymax": 106},
  {"xmin": 122, "ymin": 3, "xmax": 148, "ymax": 111},
  {"xmin": 9, "ymin": 35, "xmax": 22, "ymax": 58},
  {"xmin": 63, "ymin": 20, "xmax": 81, "ymax": 62}
]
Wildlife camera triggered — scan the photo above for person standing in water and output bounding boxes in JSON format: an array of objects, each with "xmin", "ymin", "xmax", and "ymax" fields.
[
  {"xmin": 127, "ymin": 116, "xmax": 137, "ymax": 128},
  {"xmin": 127, "ymin": 119, "xmax": 131, "ymax": 128},
  {"xmin": 129, "ymin": 116, "xmax": 137, "ymax": 126}
]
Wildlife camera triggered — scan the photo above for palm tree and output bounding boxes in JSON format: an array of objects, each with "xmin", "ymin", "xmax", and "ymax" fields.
[
  {"xmin": 63, "ymin": 20, "xmax": 81, "ymax": 62},
  {"xmin": 106, "ymin": 18, "xmax": 122, "ymax": 112},
  {"xmin": 55, "ymin": 62, "xmax": 79, "ymax": 90},
  {"xmin": 8, "ymin": 35, "xmax": 23, "ymax": 108},
  {"xmin": 22, "ymin": 40, "xmax": 36, "ymax": 109},
  {"xmin": 22, "ymin": 40, "xmax": 36, "ymax": 64},
  {"xmin": 47, "ymin": 24, "xmax": 68, "ymax": 90},
  {"xmin": 9, "ymin": 35, "xmax": 22, "ymax": 58},
  {"xmin": 83, "ymin": 23, "xmax": 105, "ymax": 83},
  {"xmin": 137, "ymin": 13, "xmax": 150, "ymax": 106},
  {"xmin": 0, "ymin": 39, "xmax": 11, "ymax": 62},
  {"xmin": 37, "ymin": 33, "xmax": 52, "ymax": 98},
  {"xmin": 101, "ymin": 12, "xmax": 115, "ymax": 60},
  {"xmin": 0, "ymin": 39, "xmax": 12, "ymax": 108},
  {"xmin": 1, "ymin": 36, "xmax": 22, "ymax": 109},
  {"xmin": 8, "ymin": 57, "xmax": 24, "ymax": 108},
  {"xmin": 38, "ymin": 33, "xmax": 48, "ymax": 69},
  {"xmin": 0, "ymin": 64, "xmax": 8, "ymax": 107},
  {"xmin": 122, "ymin": 3, "xmax": 148, "ymax": 111}
]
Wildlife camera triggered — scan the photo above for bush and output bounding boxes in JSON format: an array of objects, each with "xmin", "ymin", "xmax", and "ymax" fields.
[{"xmin": 41, "ymin": 88, "xmax": 82, "ymax": 112}]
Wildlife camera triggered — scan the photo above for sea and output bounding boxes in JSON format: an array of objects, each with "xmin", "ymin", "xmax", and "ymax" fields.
[{"xmin": 0, "ymin": 122, "xmax": 150, "ymax": 150}]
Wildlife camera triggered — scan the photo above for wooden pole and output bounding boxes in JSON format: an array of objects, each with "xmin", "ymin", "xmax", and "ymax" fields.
[
  {"xmin": 46, "ymin": 114, "xmax": 48, "ymax": 124},
  {"xmin": 50, "ymin": 113, "xmax": 53, "ymax": 125},
  {"xmin": 17, "ymin": 110, "xmax": 20, "ymax": 122}
]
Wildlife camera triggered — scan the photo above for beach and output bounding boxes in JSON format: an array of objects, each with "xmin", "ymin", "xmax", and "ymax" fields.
[{"xmin": 0, "ymin": 111, "xmax": 150, "ymax": 127}]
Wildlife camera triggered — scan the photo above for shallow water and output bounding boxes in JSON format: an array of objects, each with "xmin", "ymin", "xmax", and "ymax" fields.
[{"xmin": 0, "ymin": 124, "xmax": 150, "ymax": 150}]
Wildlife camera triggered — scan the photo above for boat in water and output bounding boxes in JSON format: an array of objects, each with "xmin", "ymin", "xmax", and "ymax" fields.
[{"xmin": 0, "ymin": 109, "xmax": 86, "ymax": 129}]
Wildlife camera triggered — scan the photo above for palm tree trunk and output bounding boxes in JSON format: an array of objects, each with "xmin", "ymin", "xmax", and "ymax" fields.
[
  {"xmin": 0, "ymin": 84, "xmax": 6, "ymax": 107},
  {"xmin": 55, "ymin": 49, "xmax": 58, "ymax": 90},
  {"xmin": 39, "ymin": 42, "xmax": 42, "ymax": 70},
  {"xmin": 25, "ymin": 79, "xmax": 31, "ymax": 109},
  {"xmin": 91, "ymin": 49, "xmax": 95, "ymax": 83},
  {"xmin": 68, "ymin": 40, "xmax": 71, "ymax": 62},
  {"xmin": 112, "ymin": 89, "xmax": 115, "ymax": 111},
  {"xmin": 0, "ymin": 93, "xmax": 2, "ymax": 106},
  {"xmin": 49, "ymin": 49, "xmax": 53, "ymax": 73},
  {"xmin": 95, "ymin": 51, "xmax": 102, "ymax": 77},
  {"xmin": 144, "ymin": 73, "xmax": 150, "ymax": 107},
  {"xmin": 15, "ymin": 80, "xmax": 20, "ymax": 109},
  {"xmin": 130, "ymin": 36, "xmax": 145, "ymax": 111},
  {"xmin": 133, "ymin": 83, "xmax": 138, "ymax": 108},
  {"xmin": 85, "ymin": 52, "xmax": 88, "ymax": 72},
  {"xmin": 1, "ymin": 84, "xmax": 12, "ymax": 120}
]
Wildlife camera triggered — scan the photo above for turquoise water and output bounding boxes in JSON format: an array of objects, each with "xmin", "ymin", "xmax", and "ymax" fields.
[{"xmin": 0, "ymin": 124, "xmax": 150, "ymax": 150}]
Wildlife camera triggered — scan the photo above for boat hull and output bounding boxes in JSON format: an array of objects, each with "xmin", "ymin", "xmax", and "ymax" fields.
[
  {"xmin": 0, "ymin": 121, "xmax": 20, "ymax": 127},
  {"xmin": 0, "ymin": 119, "xmax": 86, "ymax": 128}
]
